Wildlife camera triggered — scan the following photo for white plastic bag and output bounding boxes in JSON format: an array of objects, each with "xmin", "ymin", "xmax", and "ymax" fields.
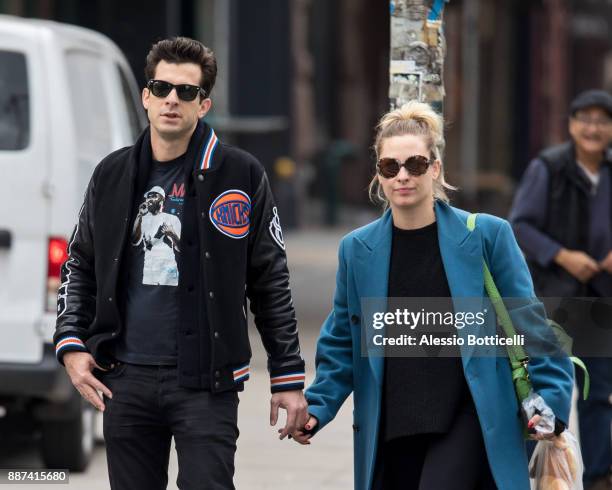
[{"xmin": 529, "ymin": 430, "xmax": 584, "ymax": 490}]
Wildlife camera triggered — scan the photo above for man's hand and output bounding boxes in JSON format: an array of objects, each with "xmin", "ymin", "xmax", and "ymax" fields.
[
  {"xmin": 554, "ymin": 248, "xmax": 600, "ymax": 283},
  {"xmin": 269, "ymin": 390, "xmax": 308, "ymax": 440},
  {"xmin": 599, "ymin": 251, "xmax": 612, "ymax": 274},
  {"xmin": 63, "ymin": 351, "xmax": 112, "ymax": 411},
  {"xmin": 291, "ymin": 415, "xmax": 318, "ymax": 445}
]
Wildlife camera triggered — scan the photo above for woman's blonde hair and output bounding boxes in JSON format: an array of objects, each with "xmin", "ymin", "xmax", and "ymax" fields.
[{"xmin": 368, "ymin": 100, "xmax": 456, "ymax": 206}]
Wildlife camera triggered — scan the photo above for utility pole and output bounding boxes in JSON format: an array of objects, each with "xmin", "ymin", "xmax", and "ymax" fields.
[
  {"xmin": 389, "ymin": 0, "xmax": 448, "ymax": 111},
  {"xmin": 460, "ymin": 0, "xmax": 479, "ymax": 203},
  {"xmin": 390, "ymin": 0, "xmax": 481, "ymax": 205}
]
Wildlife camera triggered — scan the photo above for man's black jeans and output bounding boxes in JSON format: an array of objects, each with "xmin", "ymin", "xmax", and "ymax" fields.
[{"xmin": 98, "ymin": 363, "xmax": 239, "ymax": 490}]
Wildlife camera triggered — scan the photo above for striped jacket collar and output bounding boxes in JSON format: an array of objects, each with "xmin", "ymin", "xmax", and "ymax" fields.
[{"xmin": 195, "ymin": 120, "xmax": 224, "ymax": 174}]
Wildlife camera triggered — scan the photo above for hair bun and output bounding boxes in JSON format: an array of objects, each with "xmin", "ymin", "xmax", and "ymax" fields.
[{"xmin": 377, "ymin": 100, "xmax": 443, "ymax": 145}]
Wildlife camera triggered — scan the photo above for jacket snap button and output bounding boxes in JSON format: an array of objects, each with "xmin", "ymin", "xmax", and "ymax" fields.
[
  {"xmin": 108, "ymin": 297, "xmax": 113, "ymax": 302},
  {"xmin": 351, "ymin": 315, "xmax": 359, "ymax": 324},
  {"xmin": 209, "ymin": 291, "xmax": 214, "ymax": 299},
  {"xmin": 214, "ymin": 381, "xmax": 220, "ymax": 389},
  {"xmin": 215, "ymin": 370, "xmax": 220, "ymax": 378},
  {"xmin": 197, "ymin": 174, "xmax": 204, "ymax": 182},
  {"xmin": 214, "ymin": 331, "xmax": 219, "ymax": 339},
  {"xmin": 205, "ymin": 252, "xmax": 211, "ymax": 259},
  {"xmin": 201, "ymin": 212, "xmax": 206, "ymax": 218}
]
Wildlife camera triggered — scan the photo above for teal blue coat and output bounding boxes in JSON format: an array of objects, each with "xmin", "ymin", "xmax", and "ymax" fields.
[{"xmin": 305, "ymin": 201, "xmax": 574, "ymax": 490}]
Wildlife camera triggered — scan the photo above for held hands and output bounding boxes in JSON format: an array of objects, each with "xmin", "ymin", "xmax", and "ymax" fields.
[
  {"xmin": 63, "ymin": 351, "xmax": 112, "ymax": 411},
  {"xmin": 291, "ymin": 415, "xmax": 318, "ymax": 445},
  {"xmin": 270, "ymin": 389, "xmax": 309, "ymax": 440},
  {"xmin": 554, "ymin": 248, "xmax": 600, "ymax": 283}
]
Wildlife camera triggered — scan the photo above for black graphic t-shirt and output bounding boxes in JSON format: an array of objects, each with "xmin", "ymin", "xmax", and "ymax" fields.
[{"xmin": 115, "ymin": 153, "xmax": 187, "ymax": 365}]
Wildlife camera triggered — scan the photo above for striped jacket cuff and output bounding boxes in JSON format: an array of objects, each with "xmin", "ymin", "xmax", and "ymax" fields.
[
  {"xmin": 55, "ymin": 335, "xmax": 88, "ymax": 364},
  {"xmin": 232, "ymin": 363, "xmax": 250, "ymax": 383},
  {"xmin": 270, "ymin": 370, "xmax": 306, "ymax": 393}
]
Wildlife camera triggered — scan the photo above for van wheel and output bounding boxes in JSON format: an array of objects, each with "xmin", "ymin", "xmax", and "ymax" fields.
[{"xmin": 40, "ymin": 400, "xmax": 94, "ymax": 472}]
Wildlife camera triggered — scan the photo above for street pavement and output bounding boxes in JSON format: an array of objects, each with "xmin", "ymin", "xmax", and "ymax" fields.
[{"xmin": 0, "ymin": 227, "xmax": 355, "ymax": 490}]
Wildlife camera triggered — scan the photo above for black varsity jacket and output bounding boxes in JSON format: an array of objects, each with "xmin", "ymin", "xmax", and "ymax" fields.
[{"xmin": 53, "ymin": 121, "xmax": 305, "ymax": 393}]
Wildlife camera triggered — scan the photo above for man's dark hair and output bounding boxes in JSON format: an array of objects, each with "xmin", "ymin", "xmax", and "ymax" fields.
[{"xmin": 144, "ymin": 37, "xmax": 217, "ymax": 97}]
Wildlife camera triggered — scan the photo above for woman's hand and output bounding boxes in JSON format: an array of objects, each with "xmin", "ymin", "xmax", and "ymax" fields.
[
  {"xmin": 290, "ymin": 415, "xmax": 319, "ymax": 445},
  {"xmin": 527, "ymin": 414, "xmax": 557, "ymax": 441}
]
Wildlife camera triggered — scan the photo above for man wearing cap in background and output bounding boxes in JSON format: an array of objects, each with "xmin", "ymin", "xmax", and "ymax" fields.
[{"xmin": 510, "ymin": 89, "xmax": 612, "ymax": 490}]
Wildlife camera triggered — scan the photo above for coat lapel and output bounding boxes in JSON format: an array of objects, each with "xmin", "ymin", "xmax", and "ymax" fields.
[
  {"xmin": 354, "ymin": 202, "xmax": 488, "ymax": 384},
  {"xmin": 435, "ymin": 201, "xmax": 485, "ymax": 365},
  {"xmin": 353, "ymin": 210, "xmax": 393, "ymax": 386}
]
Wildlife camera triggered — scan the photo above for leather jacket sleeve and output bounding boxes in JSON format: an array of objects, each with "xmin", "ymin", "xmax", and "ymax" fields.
[
  {"xmin": 53, "ymin": 166, "xmax": 99, "ymax": 365},
  {"xmin": 247, "ymin": 171, "xmax": 305, "ymax": 393}
]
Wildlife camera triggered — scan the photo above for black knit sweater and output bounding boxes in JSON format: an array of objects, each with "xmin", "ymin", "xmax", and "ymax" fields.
[{"xmin": 383, "ymin": 221, "xmax": 472, "ymax": 441}]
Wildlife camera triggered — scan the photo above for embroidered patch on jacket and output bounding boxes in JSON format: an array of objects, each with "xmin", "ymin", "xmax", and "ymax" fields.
[
  {"xmin": 268, "ymin": 206, "xmax": 285, "ymax": 250},
  {"xmin": 209, "ymin": 190, "xmax": 251, "ymax": 239}
]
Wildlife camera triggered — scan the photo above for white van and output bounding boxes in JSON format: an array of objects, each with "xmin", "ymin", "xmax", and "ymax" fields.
[{"xmin": 0, "ymin": 15, "xmax": 146, "ymax": 470}]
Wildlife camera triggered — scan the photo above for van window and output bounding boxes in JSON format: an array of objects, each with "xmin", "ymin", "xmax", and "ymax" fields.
[
  {"xmin": 0, "ymin": 51, "xmax": 30, "ymax": 150},
  {"xmin": 65, "ymin": 50, "xmax": 113, "ymax": 191},
  {"xmin": 117, "ymin": 65, "xmax": 144, "ymax": 141}
]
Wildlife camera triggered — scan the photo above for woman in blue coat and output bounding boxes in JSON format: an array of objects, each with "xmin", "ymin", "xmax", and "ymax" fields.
[{"xmin": 291, "ymin": 102, "xmax": 574, "ymax": 489}]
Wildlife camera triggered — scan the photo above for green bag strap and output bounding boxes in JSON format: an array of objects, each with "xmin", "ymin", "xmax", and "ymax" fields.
[
  {"xmin": 466, "ymin": 214, "xmax": 530, "ymax": 369},
  {"xmin": 570, "ymin": 356, "xmax": 590, "ymax": 401},
  {"xmin": 467, "ymin": 213, "xmax": 590, "ymax": 400}
]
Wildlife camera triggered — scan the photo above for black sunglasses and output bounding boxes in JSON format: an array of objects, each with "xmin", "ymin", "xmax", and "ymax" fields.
[
  {"xmin": 377, "ymin": 155, "xmax": 435, "ymax": 178},
  {"xmin": 147, "ymin": 79, "xmax": 206, "ymax": 102}
]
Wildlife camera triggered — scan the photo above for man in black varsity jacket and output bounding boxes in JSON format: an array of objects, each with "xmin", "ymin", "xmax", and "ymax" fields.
[{"xmin": 54, "ymin": 37, "xmax": 308, "ymax": 490}]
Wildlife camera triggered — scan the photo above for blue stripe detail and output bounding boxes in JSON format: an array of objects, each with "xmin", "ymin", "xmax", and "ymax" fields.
[
  {"xmin": 57, "ymin": 343, "xmax": 87, "ymax": 353},
  {"xmin": 199, "ymin": 128, "xmax": 215, "ymax": 170},
  {"xmin": 271, "ymin": 371, "xmax": 305, "ymax": 380},
  {"xmin": 271, "ymin": 382, "xmax": 304, "ymax": 390},
  {"xmin": 56, "ymin": 340, "xmax": 87, "ymax": 356},
  {"xmin": 208, "ymin": 138, "xmax": 219, "ymax": 169}
]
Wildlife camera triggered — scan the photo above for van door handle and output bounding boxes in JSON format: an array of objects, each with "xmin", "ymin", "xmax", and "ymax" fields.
[{"xmin": 0, "ymin": 229, "xmax": 12, "ymax": 249}]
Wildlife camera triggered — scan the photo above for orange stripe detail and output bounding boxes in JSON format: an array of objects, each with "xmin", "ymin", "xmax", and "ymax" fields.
[
  {"xmin": 203, "ymin": 133, "xmax": 217, "ymax": 169},
  {"xmin": 234, "ymin": 367, "xmax": 249, "ymax": 377},
  {"xmin": 271, "ymin": 375, "xmax": 305, "ymax": 384},
  {"xmin": 57, "ymin": 338, "xmax": 83, "ymax": 348}
]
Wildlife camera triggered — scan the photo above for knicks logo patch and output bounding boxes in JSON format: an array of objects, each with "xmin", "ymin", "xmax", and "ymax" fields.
[{"xmin": 209, "ymin": 190, "xmax": 251, "ymax": 239}]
